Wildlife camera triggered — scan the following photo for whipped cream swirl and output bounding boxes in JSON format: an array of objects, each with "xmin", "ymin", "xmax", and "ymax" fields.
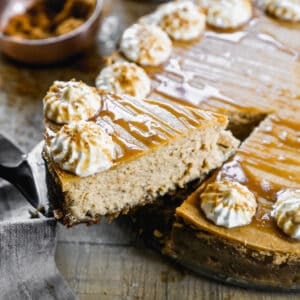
[
  {"xmin": 140, "ymin": 1, "xmax": 206, "ymax": 41},
  {"xmin": 200, "ymin": 180, "xmax": 257, "ymax": 228},
  {"xmin": 197, "ymin": 0, "xmax": 253, "ymax": 29},
  {"xmin": 44, "ymin": 80, "xmax": 102, "ymax": 124},
  {"xmin": 95, "ymin": 62, "xmax": 151, "ymax": 98},
  {"xmin": 271, "ymin": 189, "xmax": 300, "ymax": 240},
  {"xmin": 120, "ymin": 24, "xmax": 172, "ymax": 66},
  {"xmin": 50, "ymin": 121, "xmax": 116, "ymax": 177},
  {"xmin": 257, "ymin": 0, "xmax": 300, "ymax": 22}
]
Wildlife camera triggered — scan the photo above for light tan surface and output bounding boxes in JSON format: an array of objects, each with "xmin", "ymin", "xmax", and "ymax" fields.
[{"xmin": 1, "ymin": 0, "xmax": 300, "ymax": 299}]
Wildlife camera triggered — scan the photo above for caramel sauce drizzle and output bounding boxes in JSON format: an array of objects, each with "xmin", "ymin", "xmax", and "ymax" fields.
[
  {"xmin": 149, "ymin": 7, "xmax": 300, "ymax": 116},
  {"xmin": 46, "ymin": 91, "xmax": 220, "ymax": 164},
  {"xmin": 143, "ymin": 5, "xmax": 300, "ymax": 239},
  {"xmin": 212, "ymin": 113, "xmax": 300, "ymax": 234}
]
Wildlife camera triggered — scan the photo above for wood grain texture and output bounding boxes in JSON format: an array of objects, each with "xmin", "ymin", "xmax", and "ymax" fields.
[
  {"xmin": 0, "ymin": 0, "xmax": 298, "ymax": 299},
  {"xmin": 57, "ymin": 227, "xmax": 300, "ymax": 300}
]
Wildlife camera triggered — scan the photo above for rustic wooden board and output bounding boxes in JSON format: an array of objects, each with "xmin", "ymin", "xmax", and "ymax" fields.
[
  {"xmin": 0, "ymin": 0, "xmax": 299, "ymax": 299},
  {"xmin": 56, "ymin": 217, "xmax": 300, "ymax": 300}
]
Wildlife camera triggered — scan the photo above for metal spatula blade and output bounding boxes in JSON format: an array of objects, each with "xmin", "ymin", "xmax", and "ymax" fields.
[
  {"xmin": 0, "ymin": 133, "xmax": 52, "ymax": 217},
  {"xmin": 0, "ymin": 133, "xmax": 77, "ymax": 299}
]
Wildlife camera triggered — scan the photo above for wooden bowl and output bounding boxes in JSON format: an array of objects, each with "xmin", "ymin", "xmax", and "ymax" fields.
[{"xmin": 0, "ymin": 0, "xmax": 103, "ymax": 65}]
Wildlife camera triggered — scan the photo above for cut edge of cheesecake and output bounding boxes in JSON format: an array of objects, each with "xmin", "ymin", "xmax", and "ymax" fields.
[
  {"xmin": 164, "ymin": 218, "xmax": 300, "ymax": 290},
  {"xmin": 44, "ymin": 92, "xmax": 239, "ymax": 226},
  {"xmin": 162, "ymin": 114, "xmax": 300, "ymax": 289}
]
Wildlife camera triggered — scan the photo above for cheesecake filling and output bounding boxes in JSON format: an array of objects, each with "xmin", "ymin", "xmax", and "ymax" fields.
[
  {"xmin": 272, "ymin": 189, "xmax": 300, "ymax": 240},
  {"xmin": 197, "ymin": 0, "xmax": 253, "ymax": 29},
  {"xmin": 140, "ymin": 1, "xmax": 206, "ymax": 41},
  {"xmin": 120, "ymin": 24, "xmax": 172, "ymax": 66},
  {"xmin": 43, "ymin": 80, "xmax": 102, "ymax": 124},
  {"xmin": 200, "ymin": 180, "xmax": 257, "ymax": 228},
  {"xmin": 49, "ymin": 121, "xmax": 116, "ymax": 177},
  {"xmin": 95, "ymin": 61, "xmax": 151, "ymax": 98},
  {"xmin": 257, "ymin": 0, "xmax": 300, "ymax": 22}
]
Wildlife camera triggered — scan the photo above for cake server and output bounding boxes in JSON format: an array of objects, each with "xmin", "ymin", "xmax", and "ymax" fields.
[
  {"xmin": 0, "ymin": 133, "xmax": 52, "ymax": 217},
  {"xmin": 0, "ymin": 133, "xmax": 77, "ymax": 299}
]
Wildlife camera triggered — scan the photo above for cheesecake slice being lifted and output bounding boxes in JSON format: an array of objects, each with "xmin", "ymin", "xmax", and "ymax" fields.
[{"xmin": 42, "ymin": 80, "xmax": 239, "ymax": 226}]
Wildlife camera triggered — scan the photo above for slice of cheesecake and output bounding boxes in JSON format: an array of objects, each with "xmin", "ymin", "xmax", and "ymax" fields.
[
  {"xmin": 43, "ymin": 80, "xmax": 239, "ymax": 226},
  {"xmin": 167, "ymin": 110, "xmax": 300, "ymax": 289}
]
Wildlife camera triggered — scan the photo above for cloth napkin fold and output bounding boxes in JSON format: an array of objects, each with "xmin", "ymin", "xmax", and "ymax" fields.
[{"xmin": 0, "ymin": 184, "xmax": 75, "ymax": 300}]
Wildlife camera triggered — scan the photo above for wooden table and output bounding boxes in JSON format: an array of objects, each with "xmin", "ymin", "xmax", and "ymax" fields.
[{"xmin": 0, "ymin": 1, "xmax": 298, "ymax": 299}]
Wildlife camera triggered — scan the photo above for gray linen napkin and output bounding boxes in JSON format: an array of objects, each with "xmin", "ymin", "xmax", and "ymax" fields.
[{"xmin": 0, "ymin": 184, "xmax": 75, "ymax": 300}]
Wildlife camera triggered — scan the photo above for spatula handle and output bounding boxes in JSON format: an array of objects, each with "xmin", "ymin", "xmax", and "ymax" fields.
[{"xmin": 0, "ymin": 134, "xmax": 39, "ymax": 208}]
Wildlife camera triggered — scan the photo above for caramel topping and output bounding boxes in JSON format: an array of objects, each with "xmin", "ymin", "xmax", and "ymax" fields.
[
  {"xmin": 45, "ymin": 89, "xmax": 227, "ymax": 167},
  {"xmin": 148, "ymin": 6, "xmax": 300, "ymax": 113},
  {"xmin": 191, "ymin": 113, "xmax": 300, "ymax": 244},
  {"xmin": 145, "ymin": 6, "xmax": 300, "ymax": 246}
]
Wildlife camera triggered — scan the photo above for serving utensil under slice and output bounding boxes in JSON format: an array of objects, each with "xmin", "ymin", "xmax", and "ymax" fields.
[{"xmin": 0, "ymin": 133, "xmax": 52, "ymax": 217}]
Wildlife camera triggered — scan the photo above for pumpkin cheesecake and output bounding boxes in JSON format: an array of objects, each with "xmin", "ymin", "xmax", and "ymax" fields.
[
  {"xmin": 43, "ymin": 80, "xmax": 239, "ymax": 226},
  {"xmin": 111, "ymin": 0, "xmax": 300, "ymax": 289},
  {"xmin": 167, "ymin": 109, "xmax": 300, "ymax": 289},
  {"xmin": 41, "ymin": 0, "xmax": 300, "ymax": 289}
]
